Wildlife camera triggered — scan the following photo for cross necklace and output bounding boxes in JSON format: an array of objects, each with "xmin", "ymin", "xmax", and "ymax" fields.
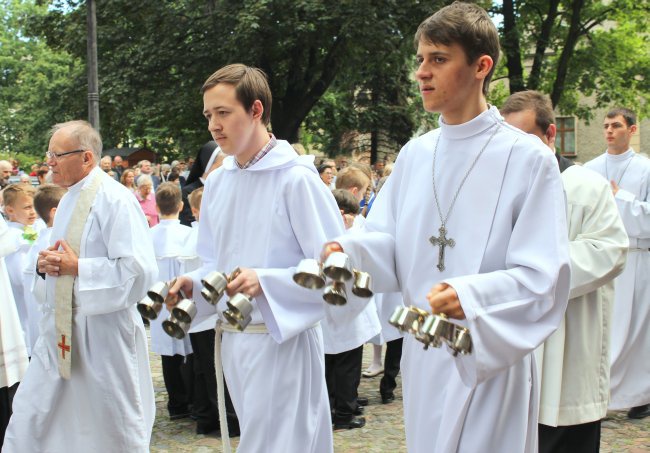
[{"xmin": 430, "ymin": 123, "xmax": 500, "ymax": 271}]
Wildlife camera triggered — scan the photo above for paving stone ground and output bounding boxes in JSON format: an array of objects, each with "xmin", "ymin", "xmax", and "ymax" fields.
[{"xmin": 148, "ymin": 334, "xmax": 649, "ymax": 452}]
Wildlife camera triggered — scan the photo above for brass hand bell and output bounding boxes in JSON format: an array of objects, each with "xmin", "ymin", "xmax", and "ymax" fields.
[
  {"xmin": 322, "ymin": 252, "xmax": 353, "ymax": 282},
  {"xmin": 388, "ymin": 305, "xmax": 429, "ymax": 335},
  {"xmin": 322, "ymin": 281, "xmax": 347, "ymax": 306},
  {"xmin": 449, "ymin": 325, "xmax": 473, "ymax": 356}
]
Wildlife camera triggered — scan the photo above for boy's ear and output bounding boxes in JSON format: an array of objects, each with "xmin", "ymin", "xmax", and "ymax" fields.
[
  {"xmin": 4, "ymin": 204, "xmax": 14, "ymax": 217},
  {"xmin": 251, "ymin": 100, "xmax": 264, "ymax": 120},
  {"xmin": 476, "ymin": 55, "xmax": 494, "ymax": 80},
  {"xmin": 177, "ymin": 201, "xmax": 184, "ymax": 212},
  {"xmin": 49, "ymin": 206, "xmax": 58, "ymax": 222}
]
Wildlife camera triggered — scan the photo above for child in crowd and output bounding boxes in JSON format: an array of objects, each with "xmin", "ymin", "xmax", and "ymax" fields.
[
  {"xmin": 3, "ymin": 183, "xmax": 41, "ymax": 356},
  {"xmin": 323, "ymin": 189, "xmax": 380, "ymax": 430},
  {"xmin": 149, "ymin": 182, "xmax": 194, "ymax": 420},
  {"xmin": 23, "ymin": 184, "xmax": 67, "ymax": 351}
]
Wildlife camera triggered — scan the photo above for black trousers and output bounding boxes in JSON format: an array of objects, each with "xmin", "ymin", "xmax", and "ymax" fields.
[
  {"xmin": 0, "ymin": 383, "xmax": 18, "ymax": 448},
  {"xmin": 161, "ymin": 354, "xmax": 194, "ymax": 416},
  {"xmin": 189, "ymin": 329, "xmax": 237, "ymax": 429},
  {"xmin": 539, "ymin": 420, "xmax": 601, "ymax": 453},
  {"xmin": 379, "ymin": 338, "xmax": 403, "ymax": 398},
  {"xmin": 325, "ymin": 345, "xmax": 363, "ymax": 422}
]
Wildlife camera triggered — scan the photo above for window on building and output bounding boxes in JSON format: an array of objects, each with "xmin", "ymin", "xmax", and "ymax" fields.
[{"xmin": 556, "ymin": 116, "xmax": 576, "ymax": 157}]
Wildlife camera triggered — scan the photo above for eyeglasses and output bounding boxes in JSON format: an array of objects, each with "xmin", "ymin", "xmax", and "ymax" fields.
[{"xmin": 46, "ymin": 149, "xmax": 85, "ymax": 161}]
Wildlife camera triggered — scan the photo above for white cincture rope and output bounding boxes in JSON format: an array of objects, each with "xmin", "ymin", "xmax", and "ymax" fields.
[{"xmin": 214, "ymin": 320, "xmax": 268, "ymax": 453}]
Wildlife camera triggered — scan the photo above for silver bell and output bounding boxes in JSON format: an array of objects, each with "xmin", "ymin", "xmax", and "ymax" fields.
[
  {"xmin": 322, "ymin": 252, "xmax": 353, "ymax": 282},
  {"xmin": 162, "ymin": 315, "xmax": 191, "ymax": 339},
  {"xmin": 147, "ymin": 281, "xmax": 169, "ymax": 304},
  {"xmin": 450, "ymin": 325, "xmax": 473, "ymax": 356},
  {"xmin": 223, "ymin": 293, "xmax": 254, "ymax": 331},
  {"xmin": 323, "ymin": 281, "xmax": 347, "ymax": 306},
  {"xmin": 201, "ymin": 271, "xmax": 229, "ymax": 305},
  {"xmin": 293, "ymin": 259, "xmax": 326, "ymax": 290},
  {"xmin": 137, "ymin": 295, "xmax": 163, "ymax": 320},
  {"xmin": 351, "ymin": 270, "xmax": 373, "ymax": 298},
  {"xmin": 171, "ymin": 298, "xmax": 197, "ymax": 324},
  {"xmin": 388, "ymin": 306, "xmax": 407, "ymax": 329},
  {"xmin": 417, "ymin": 313, "xmax": 453, "ymax": 350}
]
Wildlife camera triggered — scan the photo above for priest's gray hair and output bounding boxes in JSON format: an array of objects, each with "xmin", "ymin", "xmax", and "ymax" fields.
[{"xmin": 50, "ymin": 120, "xmax": 103, "ymax": 162}]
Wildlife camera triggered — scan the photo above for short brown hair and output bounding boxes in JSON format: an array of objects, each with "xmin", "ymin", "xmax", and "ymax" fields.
[
  {"xmin": 501, "ymin": 90, "xmax": 555, "ymax": 133},
  {"xmin": 415, "ymin": 2, "xmax": 500, "ymax": 96},
  {"xmin": 188, "ymin": 187, "xmax": 204, "ymax": 211},
  {"xmin": 332, "ymin": 189, "xmax": 360, "ymax": 215},
  {"xmin": 201, "ymin": 64, "xmax": 272, "ymax": 126},
  {"xmin": 336, "ymin": 165, "xmax": 371, "ymax": 191},
  {"xmin": 606, "ymin": 108, "xmax": 636, "ymax": 127},
  {"xmin": 34, "ymin": 184, "xmax": 66, "ymax": 223},
  {"xmin": 3, "ymin": 183, "xmax": 35, "ymax": 208},
  {"xmin": 155, "ymin": 182, "xmax": 182, "ymax": 216}
]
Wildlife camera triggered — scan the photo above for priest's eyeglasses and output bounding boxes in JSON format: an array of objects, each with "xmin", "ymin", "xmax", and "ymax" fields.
[{"xmin": 45, "ymin": 149, "xmax": 85, "ymax": 162}]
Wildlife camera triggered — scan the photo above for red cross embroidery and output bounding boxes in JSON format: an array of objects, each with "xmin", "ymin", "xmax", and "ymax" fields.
[{"xmin": 58, "ymin": 335, "xmax": 71, "ymax": 359}]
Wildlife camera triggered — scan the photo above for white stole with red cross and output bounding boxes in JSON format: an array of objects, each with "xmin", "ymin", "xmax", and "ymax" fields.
[{"xmin": 54, "ymin": 173, "xmax": 103, "ymax": 379}]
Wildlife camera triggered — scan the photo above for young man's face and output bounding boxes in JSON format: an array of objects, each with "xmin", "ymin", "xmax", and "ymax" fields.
[
  {"xmin": 604, "ymin": 115, "xmax": 635, "ymax": 154},
  {"xmin": 203, "ymin": 83, "xmax": 259, "ymax": 159},
  {"xmin": 415, "ymin": 40, "xmax": 482, "ymax": 120},
  {"xmin": 6, "ymin": 194, "xmax": 37, "ymax": 225}
]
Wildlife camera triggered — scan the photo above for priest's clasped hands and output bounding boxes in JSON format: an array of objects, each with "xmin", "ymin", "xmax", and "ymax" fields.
[
  {"xmin": 321, "ymin": 242, "xmax": 466, "ymax": 320},
  {"xmin": 38, "ymin": 240, "xmax": 78, "ymax": 277}
]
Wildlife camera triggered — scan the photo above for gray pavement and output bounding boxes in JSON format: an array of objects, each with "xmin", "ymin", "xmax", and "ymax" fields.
[{"xmin": 149, "ymin": 338, "xmax": 649, "ymax": 452}]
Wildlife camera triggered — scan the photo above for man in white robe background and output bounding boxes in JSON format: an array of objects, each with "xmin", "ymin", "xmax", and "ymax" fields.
[
  {"xmin": 3, "ymin": 120, "xmax": 158, "ymax": 453},
  {"xmin": 322, "ymin": 4, "xmax": 570, "ymax": 452},
  {"xmin": 502, "ymin": 90, "xmax": 629, "ymax": 452},
  {"xmin": 169, "ymin": 64, "xmax": 346, "ymax": 452},
  {"xmin": 584, "ymin": 108, "xmax": 650, "ymax": 419}
]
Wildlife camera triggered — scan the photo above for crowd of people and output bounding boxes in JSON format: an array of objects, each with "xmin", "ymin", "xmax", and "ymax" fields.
[{"xmin": 0, "ymin": 2, "xmax": 648, "ymax": 453}]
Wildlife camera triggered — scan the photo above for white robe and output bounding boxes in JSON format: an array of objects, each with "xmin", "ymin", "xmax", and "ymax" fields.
[
  {"xmin": 22, "ymin": 227, "xmax": 52, "ymax": 353},
  {"xmin": 337, "ymin": 106, "xmax": 571, "ymax": 453},
  {"xmin": 149, "ymin": 219, "xmax": 193, "ymax": 356},
  {"xmin": 3, "ymin": 167, "xmax": 158, "ymax": 453},
  {"xmin": 186, "ymin": 140, "xmax": 345, "ymax": 453},
  {"xmin": 4, "ymin": 223, "xmax": 35, "ymax": 356},
  {"xmin": 0, "ymin": 217, "xmax": 28, "ymax": 389},
  {"xmin": 584, "ymin": 148, "xmax": 650, "ymax": 409},
  {"xmin": 535, "ymin": 164, "xmax": 628, "ymax": 426}
]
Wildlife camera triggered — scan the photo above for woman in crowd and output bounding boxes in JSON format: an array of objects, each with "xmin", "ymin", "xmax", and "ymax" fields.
[
  {"xmin": 121, "ymin": 168, "xmax": 137, "ymax": 193},
  {"xmin": 134, "ymin": 174, "xmax": 158, "ymax": 227}
]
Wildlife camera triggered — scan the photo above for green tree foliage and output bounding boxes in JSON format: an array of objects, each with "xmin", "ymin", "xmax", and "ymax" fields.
[
  {"xmin": 496, "ymin": 0, "xmax": 650, "ymax": 119},
  {"xmin": 0, "ymin": 0, "xmax": 83, "ymax": 158}
]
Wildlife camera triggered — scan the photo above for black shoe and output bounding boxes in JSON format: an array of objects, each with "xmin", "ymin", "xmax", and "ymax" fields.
[
  {"xmin": 357, "ymin": 397, "xmax": 369, "ymax": 406},
  {"xmin": 333, "ymin": 416, "xmax": 366, "ymax": 430},
  {"xmin": 196, "ymin": 422, "xmax": 219, "ymax": 435},
  {"xmin": 353, "ymin": 405, "xmax": 364, "ymax": 416},
  {"xmin": 381, "ymin": 393, "xmax": 395, "ymax": 404},
  {"xmin": 628, "ymin": 404, "xmax": 650, "ymax": 419}
]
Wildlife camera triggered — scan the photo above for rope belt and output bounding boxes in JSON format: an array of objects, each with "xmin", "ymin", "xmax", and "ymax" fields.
[{"xmin": 214, "ymin": 320, "xmax": 269, "ymax": 453}]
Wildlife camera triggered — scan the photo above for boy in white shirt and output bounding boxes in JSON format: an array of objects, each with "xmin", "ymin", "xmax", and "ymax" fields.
[{"xmin": 149, "ymin": 182, "xmax": 195, "ymax": 420}]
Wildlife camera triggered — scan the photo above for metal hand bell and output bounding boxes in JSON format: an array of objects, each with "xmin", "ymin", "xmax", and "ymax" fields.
[
  {"xmin": 351, "ymin": 270, "xmax": 373, "ymax": 298},
  {"xmin": 293, "ymin": 259, "xmax": 326, "ymax": 290},
  {"xmin": 162, "ymin": 315, "xmax": 191, "ymax": 339},
  {"xmin": 201, "ymin": 271, "xmax": 229, "ymax": 305},
  {"xmin": 449, "ymin": 325, "xmax": 473, "ymax": 356},
  {"xmin": 322, "ymin": 252, "xmax": 353, "ymax": 282},
  {"xmin": 388, "ymin": 305, "xmax": 428, "ymax": 334},
  {"xmin": 223, "ymin": 293, "xmax": 253, "ymax": 331},
  {"xmin": 137, "ymin": 281, "xmax": 169, "ymax": 320},
  {"xmin": 323, "ymin": 281, "xmax": 347, "ymax": 306},
  {"xmin": 417, "ymin": 313, "xmax": 454, "ymax": 350},
  {"xmin": 172, "ymin": 298, "xmax": 197, "ymax": 324}
]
